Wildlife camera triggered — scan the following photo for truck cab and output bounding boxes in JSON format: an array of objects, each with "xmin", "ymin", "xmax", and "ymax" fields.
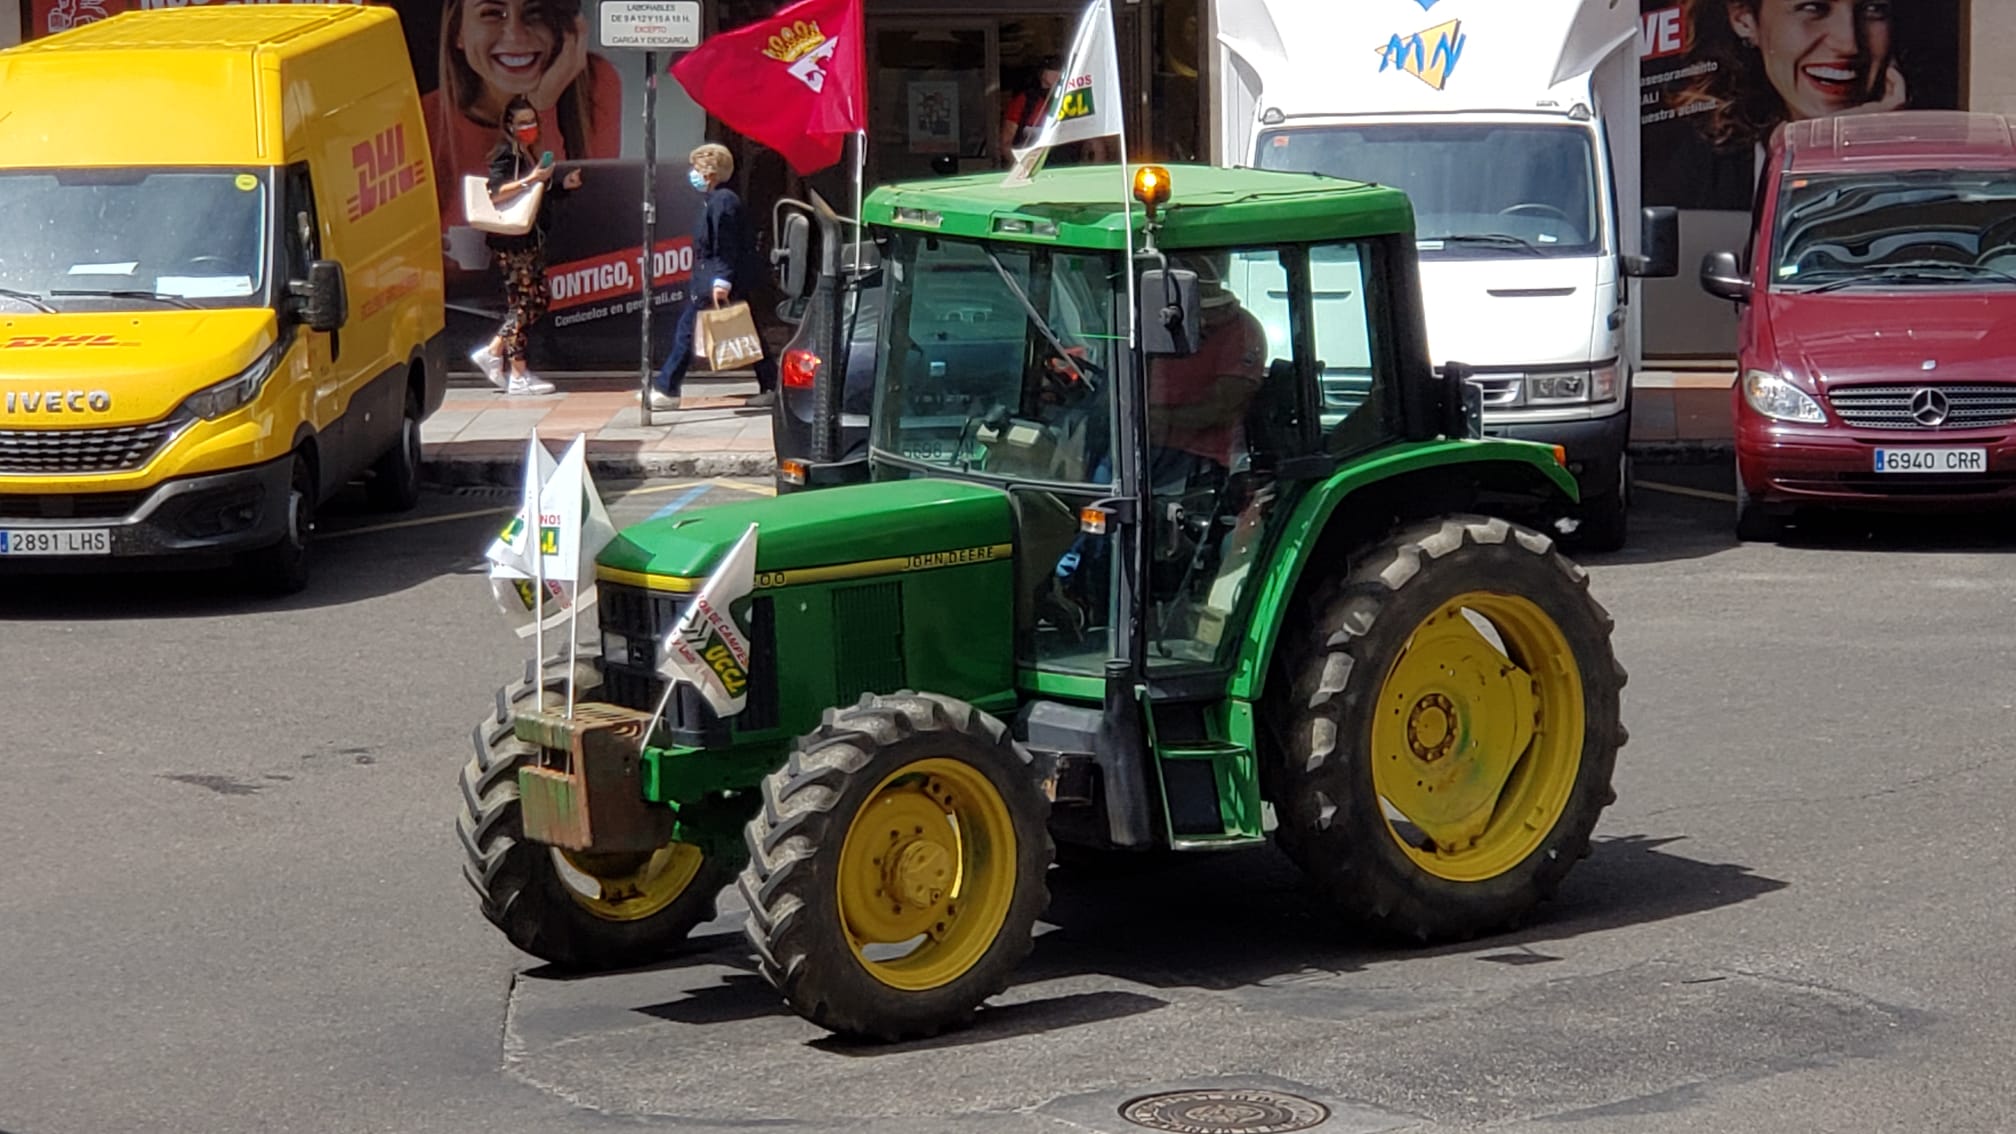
[
  {"xmin": 0, "ymin": 7, "xmax": 447, "ymax": 591},
  {"xmin": 1213, "ymin": 0, "xmax": 1678, "ymax": 548}
]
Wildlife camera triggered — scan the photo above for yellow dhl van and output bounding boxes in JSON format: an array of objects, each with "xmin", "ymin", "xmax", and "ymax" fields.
[{"xmin": 0, "ymin": 5, "xmax": 446, "ymax": 591}]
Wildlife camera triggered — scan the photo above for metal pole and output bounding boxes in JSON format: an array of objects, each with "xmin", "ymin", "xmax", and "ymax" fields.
[{"xmin": 639, "ymin": 50, "xmax": 659, "ymax": 426}]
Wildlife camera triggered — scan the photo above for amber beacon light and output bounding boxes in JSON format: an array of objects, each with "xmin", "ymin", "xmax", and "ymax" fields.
[{"xmin": 1132, "ymin": 165, "xmax": 1171, "ymax": 220}]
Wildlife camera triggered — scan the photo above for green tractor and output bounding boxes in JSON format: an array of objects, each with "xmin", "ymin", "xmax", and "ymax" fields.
[{"xmin": 457, "ymin": 164, "xmax": 1625, "ymax": 1042}]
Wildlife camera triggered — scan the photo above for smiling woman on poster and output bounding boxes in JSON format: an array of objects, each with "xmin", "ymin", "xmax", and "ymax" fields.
[
  {"xmin": 425, "ymin": 0, "xmax": 622, "ymax": 239},
  {"xmin": 1652, "ymin": 0, "xmax": 1910, "ymax": 208}
]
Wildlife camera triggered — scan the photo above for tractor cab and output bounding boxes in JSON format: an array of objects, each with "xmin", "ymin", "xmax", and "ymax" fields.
[{"xmin": 461, "ymin": 164, "xmax": 1622, "ymax": 1046}]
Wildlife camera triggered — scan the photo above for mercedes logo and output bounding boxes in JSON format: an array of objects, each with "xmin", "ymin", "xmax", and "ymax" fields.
[{"xmin": 1910, "ymin": 387, "xmax": 1950, "ymax": 427}]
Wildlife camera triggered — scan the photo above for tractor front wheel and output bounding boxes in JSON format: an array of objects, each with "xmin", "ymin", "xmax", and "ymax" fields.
[
  {"xmin": 1270, "ymin": 515, "xmax": 1625, "ymax": 942},
  {"xmin": 458, "ymin": 658, "xmax": 733, "ymax": 970},
  {"xmin": 739, "ymin": 692, "xmax": 1052, "ymax": 1042}
]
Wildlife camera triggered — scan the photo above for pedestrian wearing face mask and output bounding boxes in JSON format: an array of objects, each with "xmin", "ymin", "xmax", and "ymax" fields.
[
  {"xmin": 646, "ymin": 143, "xmax": 776, "ymax": 411},
  {"xmin": 471, "ymin": 94, "xmax": 583, "ymax": 396}
]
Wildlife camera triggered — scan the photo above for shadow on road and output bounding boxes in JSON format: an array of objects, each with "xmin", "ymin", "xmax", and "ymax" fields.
[
  {"xmin": 0, "ymin": 485, "xmax": 503, "ymax": 619},
  {"xmin": 571, "ymin": 831, "xmax": 1784, "ymax": 1055}
]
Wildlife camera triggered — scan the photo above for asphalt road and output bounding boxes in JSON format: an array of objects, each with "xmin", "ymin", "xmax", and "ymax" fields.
[{"xmin": 4, "ymin": 465, "xmax": 2014, "ymax": 1134}]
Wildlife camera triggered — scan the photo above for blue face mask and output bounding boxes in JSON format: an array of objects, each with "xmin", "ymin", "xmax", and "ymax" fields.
[{"xmin": 688, "ymin": 169, "xmax": 708, "ymax": 192}]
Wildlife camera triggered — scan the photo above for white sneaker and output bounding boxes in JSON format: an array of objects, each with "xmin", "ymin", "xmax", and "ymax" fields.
[
  {"xmin": 470, "ymin": 345, "xmax": 505, "ymax": 388},
  {"xmin": 643, "ymin": 389, "xmax": 681, "ymax": 412},
  {"xmin": 505, "ymin": 373, "xmax": 557, "ymax": 396}
]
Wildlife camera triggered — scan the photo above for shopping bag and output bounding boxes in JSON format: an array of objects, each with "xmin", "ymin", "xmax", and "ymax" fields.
[
  {"xmin": 462, "ymin": 175, "xmax": 544, "ymax": 236},
  {"xmin": 696, "ymin": 301, "xmax": 765, "ymax": 371}
]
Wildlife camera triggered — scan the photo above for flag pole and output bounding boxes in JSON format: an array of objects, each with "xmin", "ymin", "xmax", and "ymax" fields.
[
  {"xmin": 532, "ymin": 434, "xmax": 546, "ymax": 691},
  {"xmin": 1111, "ymin": 0, "xmax": 1136, "ymax": 350},
  {"xmin": 851, "ymin": 129, "xmax": 865, "ymax": 277}
]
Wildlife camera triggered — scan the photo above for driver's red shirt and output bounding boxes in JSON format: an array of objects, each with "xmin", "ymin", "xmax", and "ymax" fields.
[{"xmin": 1147, "ymin": 307, "xmax": 1267, "ymax": 466}]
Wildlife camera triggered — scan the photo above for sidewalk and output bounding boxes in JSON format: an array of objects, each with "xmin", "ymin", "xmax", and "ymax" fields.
[{"xmin": 421, "ymin": 376, "xmax": 777, "ymax": 484}]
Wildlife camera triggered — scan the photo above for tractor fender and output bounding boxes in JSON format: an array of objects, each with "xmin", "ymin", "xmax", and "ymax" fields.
[{"xmin": 1227, "ymin": 439, "xmax": 1576, "ymax": 703}]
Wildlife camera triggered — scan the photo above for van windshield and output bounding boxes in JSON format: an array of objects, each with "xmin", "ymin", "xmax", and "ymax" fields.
[
  {"xmin": 1773, "ymin": 170, "xmax": 2016, "ymax": 291},
  {"xmin": 0, "ymin": 168, "xmax": 270, "ymax": 311},
  {"xmin": 1258, "ymin": 123, "xmax": 1602, "ymax": 258}
]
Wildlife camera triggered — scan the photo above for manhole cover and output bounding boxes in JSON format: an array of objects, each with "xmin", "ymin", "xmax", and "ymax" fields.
[{"xmin": 1120, "ymin": 1089, "xmax": 1330, "ymax": 1133}]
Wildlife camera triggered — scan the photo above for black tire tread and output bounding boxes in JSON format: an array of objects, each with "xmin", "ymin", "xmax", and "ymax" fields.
[
  {"xmin": 457, "ymin": 656, "xmax": 729, "ymax": 971},
  {"xmin": 737, "ymin": 691, "xmax": 1052, "ymax": 1042},
  {"xmin": 1267, "ymin": 514, "xmax": 1626, "ymax": 943}
]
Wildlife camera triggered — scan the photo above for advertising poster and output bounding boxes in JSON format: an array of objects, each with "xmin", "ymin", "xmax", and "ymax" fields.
[
  {"xmin": 1639, "ymin": 0, "xmax": 1965, "ymax": 212},
  {"xmin": 906, "ymin": 81, "xmax": 958, "ymax": 155},
  {"xmin": 25, "ymin": 0, "xmax": 714, "ymax": 371}
]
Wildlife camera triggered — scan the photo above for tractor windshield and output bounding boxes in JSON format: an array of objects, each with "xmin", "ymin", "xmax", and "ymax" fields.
[{"xmin": 870, "ymin": 232, "xmax": 1121, "ymax": 486}]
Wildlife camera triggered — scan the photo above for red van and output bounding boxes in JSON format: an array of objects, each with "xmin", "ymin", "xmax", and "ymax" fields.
[{"xmin": 1700, "ymin": 111, "xmax": 2016, "ymax": 540}]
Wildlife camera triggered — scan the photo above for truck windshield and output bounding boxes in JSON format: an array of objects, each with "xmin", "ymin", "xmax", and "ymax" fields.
[
  {"xmin": 871, "ymin": 233, "xmax": 1120, "ymax": 485},
  {"xmin": 0, "ymin": 168, "xmax": 270, "ymax": 311},
  {"xmin": 1258, "ymin": 124, "xmax": 1602, "ymax": 258},
  {"xmin": 1773, "ymin": 170, "xmax": 2016, "ymax": 291}
]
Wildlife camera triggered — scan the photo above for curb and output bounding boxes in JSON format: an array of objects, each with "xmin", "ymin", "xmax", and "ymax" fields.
[
  {"xmin": 1629, "ymin": 440, "xmax": 1733, "ymax": 464},
  {"xmin": 424, "ymin": 450, "xmax": 776, "ymax": 486}
]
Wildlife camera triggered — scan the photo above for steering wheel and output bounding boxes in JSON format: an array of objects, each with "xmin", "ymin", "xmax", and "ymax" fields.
[
  {"xmin": 182, "ymin": 255, "xmax": 236, "ymax": 273},
  {"xmin": 1499, "ymin": 203, "xmax": 1573, "ymax": 223}
]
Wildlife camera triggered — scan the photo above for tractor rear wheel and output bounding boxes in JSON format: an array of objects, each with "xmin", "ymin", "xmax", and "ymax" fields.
[
  {"xmin": 1269, "ymin": 515, "xmax": 1625, "ymax": 942},
  {"xmin": 458, "ymin": 657, "xmax": 732, "ymax": 970},
  {"xmin": 739, "ymin": 692, "xmax": 1051, "ymax": 1042}
]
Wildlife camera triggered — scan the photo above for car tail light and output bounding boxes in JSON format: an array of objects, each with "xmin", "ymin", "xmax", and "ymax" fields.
[{"xmin": 782, "ymin": 349, "xmax": 822, "ymax": 389}]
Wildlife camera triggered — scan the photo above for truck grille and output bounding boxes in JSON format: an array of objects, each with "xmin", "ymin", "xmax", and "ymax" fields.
[
  {"xmin": 596, "ymin": 581, "xmax": 779, "ymax": 738},
  {"xmin": 1827, "ymin": 384, "xmax": 2016, "ymax": 431},
  {"xmin": 0, "ymin": 423, "xmax": 178, "ymax": 474}
]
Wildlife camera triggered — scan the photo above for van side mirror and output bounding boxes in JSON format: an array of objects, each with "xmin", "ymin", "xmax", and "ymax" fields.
[
  {"xmin": 1626, "ymin": 206, "xmax": 1680, "ymax": 278},
  {"xmin": 1699, "ymin": 250, "xmax": 1751, "ymax": 303},
  {"xmin": 296, "ymin": 259, "xmax": 347, "ymax": 332},
  {"xmin": 1140, "ymin": 268, "xmax": 1201, "ymax": 357}
]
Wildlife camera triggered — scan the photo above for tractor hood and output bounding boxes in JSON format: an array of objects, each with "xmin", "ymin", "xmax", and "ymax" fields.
[{"xmin": 597, "ymin": 478, "xmax": 1016, "ymax": 585}]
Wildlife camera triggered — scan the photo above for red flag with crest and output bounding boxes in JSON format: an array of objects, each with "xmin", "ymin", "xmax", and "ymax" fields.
[{"xmin": 670, "ymin": 0, "xmax": 866, "ymax": 175}]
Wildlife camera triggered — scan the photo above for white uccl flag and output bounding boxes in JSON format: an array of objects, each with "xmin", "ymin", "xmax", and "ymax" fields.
[
  {"xmin": 535, "ymin": 435, "xmax": 617, "ymax": 590},
  {"xmin": 656, "ymin": 523, "xmax": 759, "ymax": 717},
  {"xmin": 1004, "ymin": 0, "xmax": 1124, "ymax": 186},
  {"xmin": 486, "ymin": 433, "xmax": 567, "ymax": 630}
]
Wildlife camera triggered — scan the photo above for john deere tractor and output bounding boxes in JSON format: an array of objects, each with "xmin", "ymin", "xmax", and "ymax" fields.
[{"xmin": 457, "ymin": 164, "xmax": 1624, "ymax": 1041}]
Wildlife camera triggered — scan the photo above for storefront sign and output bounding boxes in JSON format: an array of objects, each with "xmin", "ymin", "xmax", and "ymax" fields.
[{"xmin": 599, "ymin": 1, "xmax": 701, "ymax": 51}]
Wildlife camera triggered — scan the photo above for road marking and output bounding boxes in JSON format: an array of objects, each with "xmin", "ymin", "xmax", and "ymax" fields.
[
  {"xmin": 323, "ymin": 478, "xmax": 739, "ymax": 540},
  {"xmin": 647, "ymin": 483, "xmax": 714, "ymax": 521},
  {"xmin": 322, "ymin": 505, "xmax": 509, "ymax": 541},
  {"xmin": 1637, "ymin": 480, "xmax": 1737, "ymax": 503},
  {"xmin": 709, "ymin": 476, "xmax": 775, "ymax": 496}
]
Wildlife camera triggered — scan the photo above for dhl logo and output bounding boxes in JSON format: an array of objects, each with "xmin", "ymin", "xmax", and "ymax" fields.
[
  {"xmin": 1, "ymin": 334, "xmax": 132, "ymax": 349},
  {"xmin": 347, "ymin": 125, "xmax": 428, "ymax": 222}
]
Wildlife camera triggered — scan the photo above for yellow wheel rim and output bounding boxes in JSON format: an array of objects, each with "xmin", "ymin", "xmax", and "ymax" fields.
[
  {"xmin": 1369, "ymin": 590, "xmax": 1585, "ymax": 883},
  {"xmin": 556, "ymin": 841, "xmax": 707, "ymax": 922},
  {"xmin": 835, "ymin": 757, "xmax": 1019, "ymax": 992}
]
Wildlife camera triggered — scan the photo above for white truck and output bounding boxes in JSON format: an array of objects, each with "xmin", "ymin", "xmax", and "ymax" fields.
[{"xmin": 1212, "ymin": 0, "xmax": 1677, "ymax": 548}]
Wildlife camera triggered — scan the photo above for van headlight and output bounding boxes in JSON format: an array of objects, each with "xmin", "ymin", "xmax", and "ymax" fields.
[
  {"xmin": 175, "ymin": 340, "xmax": 287, "ymax": 421},
  {"xmin": 1526, "ymin": 363, "xmax": 1619, "ymax": 405},
  {"xmin": 1741, "ymin": 369, "xmax": 1826, "ymax": 424}
]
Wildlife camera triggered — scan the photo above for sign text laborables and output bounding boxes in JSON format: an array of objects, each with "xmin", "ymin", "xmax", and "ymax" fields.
[{"xmin": 347, "ymin": 125, "xmax": 428, "ymax": 223}]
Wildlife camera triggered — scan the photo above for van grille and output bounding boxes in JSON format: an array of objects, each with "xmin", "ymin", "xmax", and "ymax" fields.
[
  {"xmin": 0, "ymin": 490, "xmax": 148, "ymax": 519},
  {"xmin": 0, "ymin": 423, "xmax": 178, "ymax": 474},
  {"xmin": 1827, "ymin": 384, "xmax": 2016, "ymax": 431}
]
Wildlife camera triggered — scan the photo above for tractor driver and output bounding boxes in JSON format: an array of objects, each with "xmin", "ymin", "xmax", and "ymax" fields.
[{"xmin": 1042, "ymin": 256, "xmax": 1267, "ymax": 635}]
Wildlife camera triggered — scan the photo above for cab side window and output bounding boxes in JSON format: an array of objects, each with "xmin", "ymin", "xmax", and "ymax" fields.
[
  {"xmin": 282, "ymin": 164, "xmax": 321, "ymax": 287},
  {"xmin": 1310, "ymin": 240, "xmax": 1393, "ymax": 457}
]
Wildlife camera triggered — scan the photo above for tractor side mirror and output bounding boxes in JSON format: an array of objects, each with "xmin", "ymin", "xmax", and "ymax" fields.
[
  {"xmin": 1626, "ymin": 206, "xmax": 1680, "ymax": 278},
  {"xmin": 295, "ymin": 259, "xmax": 347, "ymax": 333},
  {"xmin": 1440, "ymin": 361, "xmax": 1483, "ymax": 439},
  {"xmin": 1699, "ymin": 250, "xmax": 1752, "ymax": 303},
  {"xmin": 774, "ymin": 210, "xmax": 813, "ymax": 302},
  {"xmin": 1140, "ymin": 268, "xmax": 1201, "ymax": 357}
]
